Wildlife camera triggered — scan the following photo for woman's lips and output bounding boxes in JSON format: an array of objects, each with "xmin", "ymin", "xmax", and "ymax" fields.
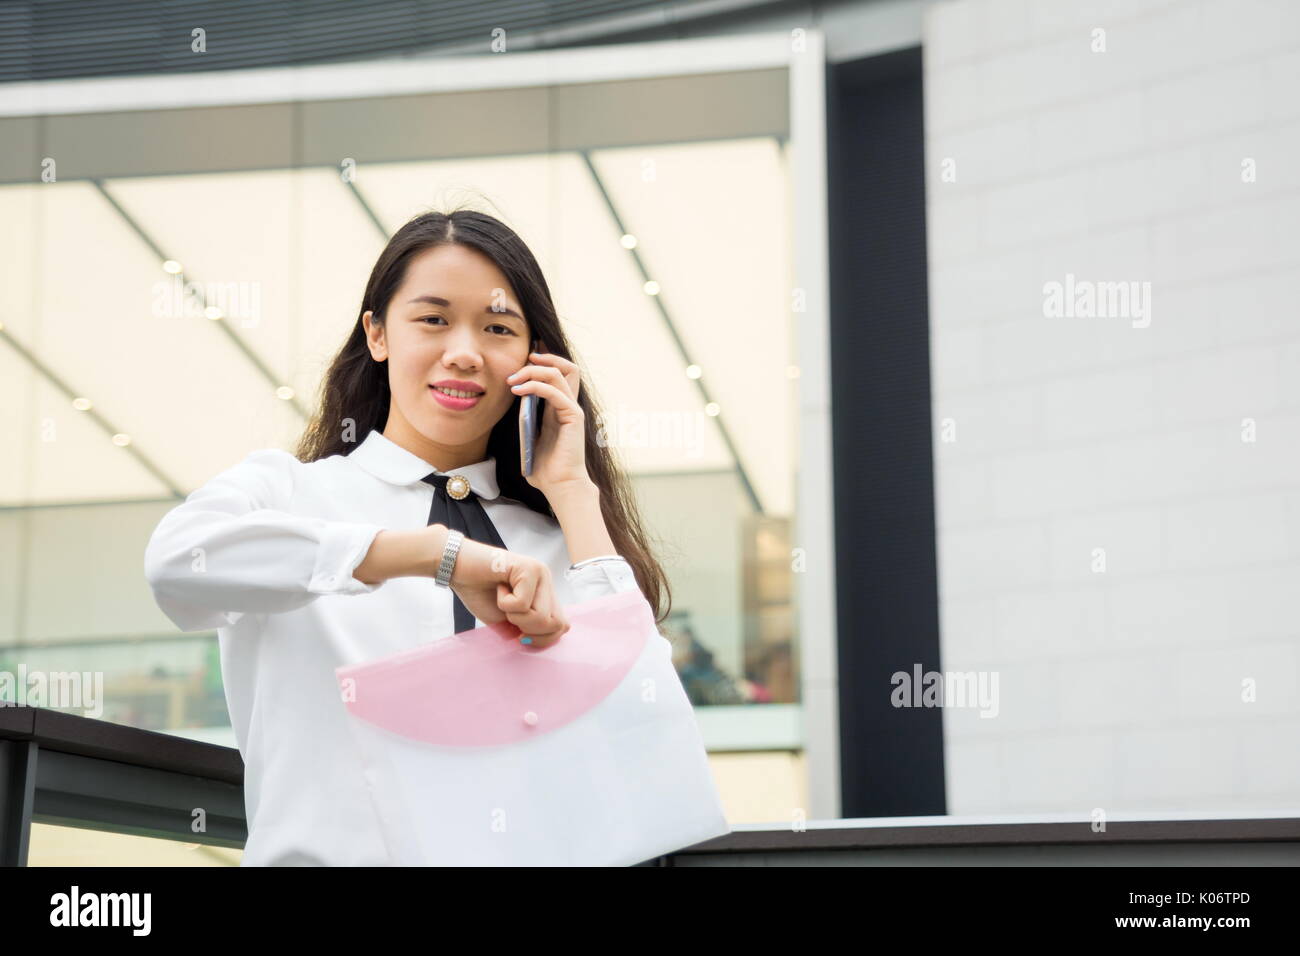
[{"xmin": 430, "ymin": 384, "xmax": 483, "ymax": 410}]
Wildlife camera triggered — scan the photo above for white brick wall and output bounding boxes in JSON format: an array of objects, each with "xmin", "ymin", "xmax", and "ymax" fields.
[{"xmin": 924, "ymin": 0, "xmax": 1300, "ymax": 815}]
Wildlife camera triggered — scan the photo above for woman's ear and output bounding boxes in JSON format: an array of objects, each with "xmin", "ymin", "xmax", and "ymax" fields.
[{"xmin": 363, "ymin": 310, "xmax": 387, "ymax": 361}]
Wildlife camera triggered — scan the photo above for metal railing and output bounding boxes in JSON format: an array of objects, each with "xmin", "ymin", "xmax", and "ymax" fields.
[
  {"xmin": 0, "ymin": 706, "xmax": 245, "ymax": 866},
  {"xmin": 4, "ymin": 705, "xmax": 1299, "ymax": 866}
]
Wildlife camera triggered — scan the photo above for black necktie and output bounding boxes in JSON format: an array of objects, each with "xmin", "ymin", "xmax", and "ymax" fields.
[{"xmin": 422, "ymin": 472, "xmax": 508, "ymax": 634}]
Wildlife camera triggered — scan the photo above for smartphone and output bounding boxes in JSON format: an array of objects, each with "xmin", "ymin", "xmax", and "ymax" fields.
[
  {"xmin": 519, "ymin": 392, "xmax": 540, "ymax": 476},
  {"xmin": 519, "ymin": 340, "xmax": 545, "ymax": 476}
]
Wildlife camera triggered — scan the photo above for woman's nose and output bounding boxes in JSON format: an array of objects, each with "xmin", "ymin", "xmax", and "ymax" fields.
[{"xmin": 440, "ymin": 330, "xmax": 483, "ymax": 369}]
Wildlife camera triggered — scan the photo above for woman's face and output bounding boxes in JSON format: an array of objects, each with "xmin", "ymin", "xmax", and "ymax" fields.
[{"xmin": 364, "ymin": 243, "xmax": 531, "ymax": 454}]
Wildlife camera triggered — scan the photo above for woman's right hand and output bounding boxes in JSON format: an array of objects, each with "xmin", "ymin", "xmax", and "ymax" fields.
[{"xmin": 442, "ymin": 533, "xmax": 570, "ymax": 649}]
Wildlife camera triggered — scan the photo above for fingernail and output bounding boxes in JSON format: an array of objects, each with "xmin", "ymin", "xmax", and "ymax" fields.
[{"xmin": 520, "ymin": 636, "xmax": 532, "ymax": 645}]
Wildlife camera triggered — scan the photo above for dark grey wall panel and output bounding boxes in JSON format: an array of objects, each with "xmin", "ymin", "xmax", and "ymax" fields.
[{"xmin": 826, "ymin": 46, "xmax": 944, "ymax": 817}]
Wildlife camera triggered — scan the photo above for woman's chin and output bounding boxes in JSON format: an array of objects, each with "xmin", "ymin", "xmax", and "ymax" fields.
[{"xmin": 418, "ymin": 412, "xmax": 491, "ymax": 443}]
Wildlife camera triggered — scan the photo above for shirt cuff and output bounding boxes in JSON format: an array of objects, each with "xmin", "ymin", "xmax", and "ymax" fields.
[
  {"xmin": 568, "ymin": 554, "xmax": 625, "ymax": 571},
  {"xmin": 309, "ymin": 522, "xmax": 386, "ymax": 595},
  {"xmin": 564, "ymin": 556, "xmax": 639, "ymax": 599}
]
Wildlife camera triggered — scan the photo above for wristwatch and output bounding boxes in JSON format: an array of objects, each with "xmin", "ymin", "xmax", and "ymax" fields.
[{"xmin": 434, "ymin": 529, "xmax": 464, "ymax": 588}]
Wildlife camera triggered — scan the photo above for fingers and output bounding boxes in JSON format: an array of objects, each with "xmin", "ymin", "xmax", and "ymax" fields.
[
  {"xmin": 495, "ymin": 555, "xmax": 538, "ymax": 614},
  {"xmin": 483, "ymin": 553, "xmax": 569, "ymax": 648},
  {"xmin": 507, "ymin": 595, "xmax": 568, "ymax": 644},
  {"xmin": 492, "ymin": 558, "xmax": 563, "ymax": 642},
  {"xmin": 509, "ymin": 379, "xmax": 583, "ymax": 419},
  {"xmin": 513, "ymin": 611, "xmax": 569, "ymax": 649},
  {"xmin": 524, "ymin": 350, "xmax": 577, "ymax": 377},
  {"xmin": 505, "ymin": 575, "xmax": 569, "ymax": 648},
  {"xmin": 529, "ymin": 582, "xmax": 569, "ymax": 639},
  {"xmin": 507, "ymin": 355, "xmax": 581, "ymax": 405}
]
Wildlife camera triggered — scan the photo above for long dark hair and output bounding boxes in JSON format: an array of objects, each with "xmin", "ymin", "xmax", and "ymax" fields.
[{"xmin": 296, "ymin": 208, "xmax": 672, "ymax": 625}]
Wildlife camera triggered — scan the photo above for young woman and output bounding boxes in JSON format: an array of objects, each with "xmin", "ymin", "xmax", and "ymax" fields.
[{"xmin": 144, "ymin": 209, "xmax": 672, "ymax": 865}]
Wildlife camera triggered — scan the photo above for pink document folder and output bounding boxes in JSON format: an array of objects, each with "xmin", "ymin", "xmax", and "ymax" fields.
[{"xmin": 336, "ymin": 590, "xmax": 731, "ymax": 866}]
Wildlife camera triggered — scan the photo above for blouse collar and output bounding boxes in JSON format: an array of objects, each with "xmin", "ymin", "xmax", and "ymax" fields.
[{"xmin": 348, "ymin": 429, "xmax": 501, "ymax": 500}]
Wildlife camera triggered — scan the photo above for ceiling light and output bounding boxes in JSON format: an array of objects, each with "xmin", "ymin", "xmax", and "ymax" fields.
[
  {"xmin": 72, "ymin": 397, "xmax": 92, "ymax": 411},
  {"xmin": 162, "ymin": 260, "xmax": 182, "ymax": 274},
  {"xmin": 112, "ymin": 433, "xmax": 131, "ymax": 446},
  {"xmin": 643, "ymin": 280, "xmax": 660, "ymax": 296}
]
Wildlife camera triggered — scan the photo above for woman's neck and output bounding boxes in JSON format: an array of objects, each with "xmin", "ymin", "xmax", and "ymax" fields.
[{"xmin": 382, "ymin": 417, "xmax": 489, "ymax": 472}]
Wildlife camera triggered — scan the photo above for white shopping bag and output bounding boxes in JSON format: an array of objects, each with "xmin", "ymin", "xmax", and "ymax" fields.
[{"xmin": 335, "ymin": 589, "xmax": 731, "ymax": 865}]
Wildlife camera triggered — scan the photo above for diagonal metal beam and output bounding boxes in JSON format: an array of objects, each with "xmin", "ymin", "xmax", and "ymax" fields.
[
  {"xmin": 0, "ymin": 324, "xmax": 184, "ymax": 498},
  {"xmin": 345, "ymin": 177, "xmax": 389, "ymax": 237},
  {"xmin": 579, "ymin": 150, "xmax": 764, "ymax": 515},
  {"xmin": 90, "ymin": 179, "xmax": 311, "ymax": 421}
]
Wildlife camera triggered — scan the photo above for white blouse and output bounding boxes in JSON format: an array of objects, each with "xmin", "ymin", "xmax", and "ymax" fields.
[{"xmin": 143, "ymin": 428, "xmax": 641, "ymax": 866}]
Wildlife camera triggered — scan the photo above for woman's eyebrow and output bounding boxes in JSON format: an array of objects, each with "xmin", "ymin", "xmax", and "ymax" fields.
[{"xmin": 406, "ymin": 294, "xmax": 524, "ymax": 321}]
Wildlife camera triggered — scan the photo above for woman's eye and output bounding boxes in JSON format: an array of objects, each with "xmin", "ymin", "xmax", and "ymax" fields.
[{"xmin": 420, "ymin": 316, "xmax": 512, "ymax": 336}]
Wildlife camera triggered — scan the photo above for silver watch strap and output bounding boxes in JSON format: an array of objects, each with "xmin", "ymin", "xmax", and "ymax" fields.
[{"xmin": 434, "ymin": 529, "xmax": 464, "ymax": 588}]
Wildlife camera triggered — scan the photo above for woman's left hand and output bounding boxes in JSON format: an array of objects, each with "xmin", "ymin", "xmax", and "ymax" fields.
[{"xmin": 508, "ymin": 349, "xmax": 594, "ymax": 500}]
